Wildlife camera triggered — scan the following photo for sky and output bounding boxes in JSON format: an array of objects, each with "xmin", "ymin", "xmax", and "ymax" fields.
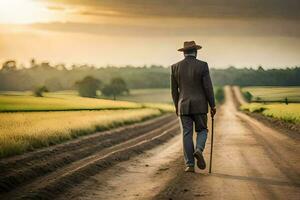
[{"xmin": 0, "ymin": 0, "xmax": 299, "ymax": 68}]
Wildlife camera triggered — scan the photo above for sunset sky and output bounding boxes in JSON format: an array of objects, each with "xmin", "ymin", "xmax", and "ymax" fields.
[{"xmin": 0, "ymin": 0, "xmax": 299, "ymax": 68}]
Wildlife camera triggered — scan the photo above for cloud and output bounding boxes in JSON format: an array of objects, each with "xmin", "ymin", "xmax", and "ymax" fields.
[
  {"xmin": 45, "ymin": 0, "xmax": 300, "ymax": 19},
  {"xmin": 30, "ymin": 19, "xmax": 300, "ymax": 38},
  {"xmin": 36, "ymin": 0, "xmax": 300, "ymax": 40}
]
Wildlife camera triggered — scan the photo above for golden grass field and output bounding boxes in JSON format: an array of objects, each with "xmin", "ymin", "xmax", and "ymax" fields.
[
  {"xmin": 0, "ymin": 108, "xmax": 162, "ymax": 158},
  {"xmin": 241, "ymin": 87, "xmax": 300, "ymax": 124},
  {"xmin": 0, "ymin": 89, "xmax": 176, "ymax": 158},
  {"xmin": 241, "ymin": 103, "xmax": 300, "ymax": 124}
]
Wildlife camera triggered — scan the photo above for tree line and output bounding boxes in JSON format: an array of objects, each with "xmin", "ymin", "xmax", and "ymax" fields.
[
  {"xmin": 0, "ymin": 60, "xmax": 299, "ymax": 91},
  {"xmin": 75, "ymin": 76, "xmax": 128, "ymax": 99},
  {"xmin": 33, "ymin": 76, "xmax": 128, "ymax": 99}
]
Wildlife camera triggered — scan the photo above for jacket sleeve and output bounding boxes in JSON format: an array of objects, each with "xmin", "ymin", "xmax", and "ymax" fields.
[
  {"xmin": 202, "ymin": 63, "xmax": 216, "ymax": 108},
  {"xmin": 170, "ymin": 66, "xmax": 179, "ymax": 114}
]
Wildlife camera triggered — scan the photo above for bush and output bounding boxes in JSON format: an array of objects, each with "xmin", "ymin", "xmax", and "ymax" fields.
[
  {"xmin": 101, "ymin": 77, "xmax": 129, "ymax": 100},
  {"xmin": 33, "ymin": 86, "xmax": 48, "ymax": 97},
  {"xmin": 243, "ymin": 91, "xmax": 253, "ymax": 102},
  {"xmin": 75, "ymin": 76, "xmax": 102, "ymax": 98}
]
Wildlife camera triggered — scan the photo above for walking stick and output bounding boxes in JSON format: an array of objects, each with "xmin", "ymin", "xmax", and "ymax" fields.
[{"xmin": 209, "ymin": 116, "xmax": 214, "ymax": 173}]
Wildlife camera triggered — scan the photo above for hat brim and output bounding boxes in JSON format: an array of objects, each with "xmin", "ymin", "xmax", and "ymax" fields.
[{"xmin": 178, "ymin": 45, "xmax": 202, "ymax": 52}]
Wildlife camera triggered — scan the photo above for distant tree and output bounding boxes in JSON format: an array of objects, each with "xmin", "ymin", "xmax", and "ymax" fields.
[
  {"xmin": 1, "ymin": 60, "xmax": 17, "ymax": 71},
  {"xmin": 33, "ymin": 86, "xmax": 48, "ymax": 97},
  {"xmin": 75, "ymin": 76, "xmax": 102, "ymax": 98},
  {"xmin": 243, "ymin": 91, "xmax": 253, "ymax": 102},
  {"xmin": 258, "ymin": 65, "xmax": 264, "ymax": 71},
  {"xmin": 101, "ymin": 77, "xmax": 129, "ymax": 100}
]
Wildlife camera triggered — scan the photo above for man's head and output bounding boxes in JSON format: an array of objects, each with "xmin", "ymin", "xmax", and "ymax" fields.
[
  {"xmin": 183, "ymin": 49, "xmax": 197, "ymax": 58},
  {"xmin": 178, "ymin": 41, "xmax": 202, "ymax": 58}
]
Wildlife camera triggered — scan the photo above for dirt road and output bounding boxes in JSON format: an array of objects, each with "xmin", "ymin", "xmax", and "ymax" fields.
[
  {"xmin": 155, "ymin": 86, "xmax": 300, "ymax": 200},
  {"xmin": 1, "ymin": 86, "xmax": 299, "ymax": 200}
]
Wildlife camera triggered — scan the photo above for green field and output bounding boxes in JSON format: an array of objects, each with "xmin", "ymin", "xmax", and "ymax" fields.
[
  {"xmin": 242, "ymin": 86, "xmax": 300, "ymax": 101},
  {"xmin": 0, "ymin": 91, "xmax": 142, "ymax": 112},
  {"xmin": 0, "ymin": 87, "xmax": 224, "ymax": 112},
  {"xmin": 102, "ymin": 88, "xmax": 172, "ymax": 103},
  {"xmin": 113, "ymin": 87, "xmax": 224, "ymax": 104},
  {"xmin": 0, "ymin": 89, "xmax": 175, "ymax": 112},
  {"xmin": 241, "ymin": 87, "xmax": 300, "ymax": 124},
  {"xmin": 0, "ymin": 108, "xmax": 162, "ymax": 158}
]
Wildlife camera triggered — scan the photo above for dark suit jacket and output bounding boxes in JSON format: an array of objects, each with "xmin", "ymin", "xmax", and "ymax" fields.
[{"xmin": 171, "ymin": 56, "xmax": 215, "ymax": 115}]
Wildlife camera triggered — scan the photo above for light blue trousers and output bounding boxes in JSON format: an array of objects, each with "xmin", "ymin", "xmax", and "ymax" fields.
[{"xmin": 180, "ymin": 115, "xmax": 208, "ymax": 167}]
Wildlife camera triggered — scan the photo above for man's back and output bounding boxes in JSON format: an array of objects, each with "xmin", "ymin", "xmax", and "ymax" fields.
[{"xmin": 171, "ymin": 56, "xmax": 215, "ymax": 115}]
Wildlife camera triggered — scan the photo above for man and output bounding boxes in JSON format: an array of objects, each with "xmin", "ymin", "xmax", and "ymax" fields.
[{"xmin": 171, "ymin": 41, "xmax": 216, "ymax": 172}]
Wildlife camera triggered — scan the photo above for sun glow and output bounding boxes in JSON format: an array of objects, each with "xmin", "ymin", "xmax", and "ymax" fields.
[{"xmin": 0, "ymin": 0, "xmax": 53, "ymax": 24}]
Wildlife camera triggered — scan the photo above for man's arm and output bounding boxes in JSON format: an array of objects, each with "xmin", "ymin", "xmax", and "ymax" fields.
[
  {"xmin": 171, "ymin": 67, "xmax": 179, "ymax": 115},
  {"xmin": 202, "ymin": 63, "xmax": 216, "ymax": 116}
]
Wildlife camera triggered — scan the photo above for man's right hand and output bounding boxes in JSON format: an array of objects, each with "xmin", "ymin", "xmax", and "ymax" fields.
[{"xmin": 210, "ymin": 107, "xmax": 216, "ymax": 118}]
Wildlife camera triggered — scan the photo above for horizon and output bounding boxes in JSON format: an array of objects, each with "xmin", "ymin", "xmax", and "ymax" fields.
[{"xmin": 0, "ymin": 0, "xmax": 300, "ymax": 68}]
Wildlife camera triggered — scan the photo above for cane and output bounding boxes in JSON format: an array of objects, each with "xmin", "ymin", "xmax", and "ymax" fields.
[{"xmin": 209, "ymin": 116, "xmax": 214, "ymax": 173}]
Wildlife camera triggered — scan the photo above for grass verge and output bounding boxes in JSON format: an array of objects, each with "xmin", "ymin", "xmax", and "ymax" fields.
[{"xmin": 241, "ymin": 103, "xmax": 300, "ymax": 124}]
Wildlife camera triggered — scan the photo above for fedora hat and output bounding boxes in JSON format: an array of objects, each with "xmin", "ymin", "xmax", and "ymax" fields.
[{"xmin": 178, "ymin": 41, "xmax": 202, "ymax": 52}]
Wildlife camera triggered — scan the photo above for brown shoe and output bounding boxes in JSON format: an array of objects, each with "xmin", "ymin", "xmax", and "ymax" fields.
[
  {"xmin": 185, "ymin": 166, "xmax": 195, "ymax": 172},
  {"xmin": 194, "ymin": 149, "xmax": 206, "ymax": 170}
]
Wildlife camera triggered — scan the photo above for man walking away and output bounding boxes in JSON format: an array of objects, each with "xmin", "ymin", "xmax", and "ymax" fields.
[{"xmin": 171, "ymin": 41, "xmax": 216, "ymax": 172}]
